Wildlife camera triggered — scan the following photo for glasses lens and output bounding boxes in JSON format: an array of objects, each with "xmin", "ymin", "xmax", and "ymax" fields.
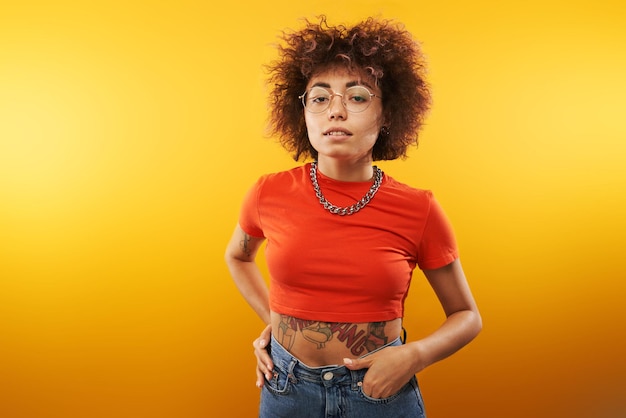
[
  {"xmin": 344, "ymin": 86, "xmax": 373, "ymax": 113},
  {"xmin": 302, "ymin": 86, "xmax": 374, "ymax": 113},
  {"xmin": 303, "ymin": 87, "xmax": 331, "ymax": 113}
]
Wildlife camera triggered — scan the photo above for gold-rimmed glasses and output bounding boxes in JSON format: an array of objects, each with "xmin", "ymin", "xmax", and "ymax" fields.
[{"xmin": 299, "ymin": 85, "xmax": 381, "ymax": 113}]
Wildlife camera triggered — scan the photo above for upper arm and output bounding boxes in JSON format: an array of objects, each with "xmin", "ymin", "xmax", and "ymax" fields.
[
  {"xmin": 224, "ymin": 224, "xmax": 266, "ymax": 263},
  {"xmin": 422, "ymin": 259, "xmax": 479, "ymax": 318}
]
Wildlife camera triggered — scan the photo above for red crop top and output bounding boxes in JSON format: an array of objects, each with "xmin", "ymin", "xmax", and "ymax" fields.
[{"xmin": 238, "ymin": 163, "xmax": 459, "ymax": 323}]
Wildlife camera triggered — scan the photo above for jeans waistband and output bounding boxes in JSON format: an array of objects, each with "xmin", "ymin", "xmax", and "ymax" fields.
[{"xmin": 268, "ymin": 335, "xmax": 402, "ymax": 384}]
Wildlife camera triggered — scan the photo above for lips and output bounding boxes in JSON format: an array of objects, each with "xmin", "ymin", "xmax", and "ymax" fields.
[{"xmin": 323, "ymin": 128, "xmax": 352, "ymax": 136}]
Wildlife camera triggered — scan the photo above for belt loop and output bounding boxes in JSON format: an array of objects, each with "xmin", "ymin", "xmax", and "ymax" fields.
[
  {"xmin": 287, "ymin": 358, "xmax": 298, "ymax": 383},
  {"xmin": 349, "ymin": 369, "xmax": 360, "ymax": 390}
]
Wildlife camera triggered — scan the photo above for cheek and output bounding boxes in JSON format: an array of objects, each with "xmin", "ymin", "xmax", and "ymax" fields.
[
  {"xmin": 361, "ymin": 118, "xmax": 383, "ymax": 138},
  {"xmin": 304, "ymin": 114, "xmax": 319, "ymax": 135}
]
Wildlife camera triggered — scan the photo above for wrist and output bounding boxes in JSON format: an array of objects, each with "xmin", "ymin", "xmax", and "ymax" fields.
[{"xmin": 404, "ymin": 340, "xmax": 430, "ymax": 374}]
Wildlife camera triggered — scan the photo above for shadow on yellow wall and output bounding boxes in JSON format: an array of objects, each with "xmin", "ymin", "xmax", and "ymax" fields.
[{"xmin": 1, "ymin": 1, "xmax": 625, "ymax": 417}]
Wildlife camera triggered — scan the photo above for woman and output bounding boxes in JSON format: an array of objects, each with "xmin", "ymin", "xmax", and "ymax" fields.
[{"xmin": 224, "ymin": 16, "xmax": 482, "ymax": 417}]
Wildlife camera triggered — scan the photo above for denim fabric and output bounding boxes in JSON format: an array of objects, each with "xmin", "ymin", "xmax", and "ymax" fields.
[{"xmin": 259, "ymin": 335, "xmax": 426, "ymax": 418}]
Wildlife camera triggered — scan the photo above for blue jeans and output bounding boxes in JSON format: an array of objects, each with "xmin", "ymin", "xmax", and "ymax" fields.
[{"xmin": 259, "ymin": 335, "xmax": 426, "ymax": 418}]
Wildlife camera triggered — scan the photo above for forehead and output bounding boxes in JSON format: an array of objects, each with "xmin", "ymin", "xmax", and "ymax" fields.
[{"xmin": 307, "ymin": 65, "xmax": 379, "ymax": 92}]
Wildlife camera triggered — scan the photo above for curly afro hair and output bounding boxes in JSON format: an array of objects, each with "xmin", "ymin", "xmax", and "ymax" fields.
[{"xmin": 265, "ymin": 15, "xmax": 431, "ymax": 161}]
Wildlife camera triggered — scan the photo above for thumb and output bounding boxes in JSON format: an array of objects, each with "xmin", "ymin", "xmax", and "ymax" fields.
[{"xmin": 343, "ymin": 357, "xmax": 371, "ymax": 370}]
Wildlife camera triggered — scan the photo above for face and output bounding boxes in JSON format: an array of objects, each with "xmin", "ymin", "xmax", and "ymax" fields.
[{"xmin": 303, "ymin": 67, "xmax": 385, "ymax": 165}]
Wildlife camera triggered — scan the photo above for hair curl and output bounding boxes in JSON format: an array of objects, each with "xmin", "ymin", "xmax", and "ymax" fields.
[{"xmin": 265, "ymin": 15, "xmax": 431, "ymax": 161}]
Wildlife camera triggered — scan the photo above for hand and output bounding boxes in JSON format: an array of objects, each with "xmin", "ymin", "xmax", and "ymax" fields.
[
  {"xmin": 253, "ymin": 324, "xmax": 273, "ymax": 388},
  {"xmin": 343, "ymin": 344, "xmax": 418, "ymax": 399}
]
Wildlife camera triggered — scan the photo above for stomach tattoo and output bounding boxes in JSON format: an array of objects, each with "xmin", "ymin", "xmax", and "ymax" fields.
[{"xmin": 276, "ymin": 315, "xmax": 390, "ymax": 356}]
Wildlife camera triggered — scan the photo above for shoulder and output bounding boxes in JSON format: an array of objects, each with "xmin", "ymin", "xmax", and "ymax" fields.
[
  {"xmin": 258, "ymin": 164, "xmax": 308, "ymax": 181},
  {"xmin": 382, "ymin": 173, "xmax": 434, "ymax": 204},
  {"xmin": 252, "ymin": 164, "xmax": 309, "ymax": 194}
]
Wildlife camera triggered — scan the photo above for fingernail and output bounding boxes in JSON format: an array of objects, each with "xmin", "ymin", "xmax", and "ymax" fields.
[
  {"xmin": 256, "ymin": 382, "xmax": 261, "ymax": 388},
  {"xmin": 343, "ymin": 358, "xmax": 353, "ymax": 365},
  {"xmin": 259, "ymin": 339, "xmax": 266, "ymax": 347}
]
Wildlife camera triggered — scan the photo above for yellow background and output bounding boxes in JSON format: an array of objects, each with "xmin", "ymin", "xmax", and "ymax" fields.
[{"xmin": 1, "ymin": 0, "xmax": 625, "ymax": 417}]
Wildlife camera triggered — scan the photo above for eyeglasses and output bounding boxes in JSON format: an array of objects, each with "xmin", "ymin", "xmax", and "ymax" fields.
[{"xmin": 299, "ymin": 85, "xmax": 381, "ymax": 113}]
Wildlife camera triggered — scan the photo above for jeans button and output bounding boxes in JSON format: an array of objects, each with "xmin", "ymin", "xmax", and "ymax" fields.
[{"xmin": 323, "ymin": 372, "xmax": 334, "ymax": 381}]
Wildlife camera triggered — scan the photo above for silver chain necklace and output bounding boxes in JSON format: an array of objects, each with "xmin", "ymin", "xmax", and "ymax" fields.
[{"xmin": 309, "ymin": 161, "xmax": 383, "ymax": 216}]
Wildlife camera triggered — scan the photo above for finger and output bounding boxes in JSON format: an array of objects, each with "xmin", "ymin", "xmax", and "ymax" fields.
[
  {"xmin": 253, "ymin": 339, "xmax": 274, "ymax": 382},
  {"xmin": 257, "ymin": 324, "xmax": 272, "ymax": 349},
  {"xmin": 255, "ymin": 325, "xmax": 274, "ymax": 368},
  {"xmin": 254, "ymin": 355, "xmax": 271, "ymax": 381},
  {"xmin": 253, "ymin": 352, "xmax": 273, "ymax": 381},
  {"xmin": 360, "ymin": 379, "xmax": 386, "ymax": 399},
  {"xmin": 255, "ymin": 366, "xmax": 265, "ymax": 388},
  {"xmin": 359, "ymin": 381, "xmax": 381, "ymax": 399},
  {"xmin": 260, "ymin": 324, "xmax": 272, "ymax": 342},
  {"xmin": 343, "ymin": 357, "xmax": 371, "ymax": 370},
  {"xmin": 252, "ymin": 325, "xmax": 275, "ymax": 386},
  {"xmin": 254, "ymin": 343, "xmax": 274, "ymax": 372},
  {"xmin": 255, "ymin": 343, "xmax": 272, "ymax": 366}
]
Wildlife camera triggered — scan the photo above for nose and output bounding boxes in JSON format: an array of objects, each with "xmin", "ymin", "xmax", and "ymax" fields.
[{"xmin": 328, "ymin": 93, "xmax": 347, "ymax": 120}]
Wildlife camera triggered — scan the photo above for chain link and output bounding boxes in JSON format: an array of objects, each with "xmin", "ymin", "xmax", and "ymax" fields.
[{"xmin": 309, "ymin": 161, "xmax": 383, "ymax": 216}]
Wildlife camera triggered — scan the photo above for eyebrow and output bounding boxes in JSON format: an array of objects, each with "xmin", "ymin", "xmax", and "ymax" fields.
[{"xmin": 310, "ymin": 80, "xmax": 375, "ymax": 90}]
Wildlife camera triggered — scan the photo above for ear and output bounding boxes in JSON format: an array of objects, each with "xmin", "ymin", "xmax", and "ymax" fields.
[{"xmin": 382, "ymin": 111, "xmax": 391, "ymax": 129}]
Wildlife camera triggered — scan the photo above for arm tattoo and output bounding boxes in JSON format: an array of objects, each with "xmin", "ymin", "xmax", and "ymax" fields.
[
  {"xmin": 239, "ymin": 232, "xmax": 252, "ymax": 257},
  {"xmin": 276, "ymin": 316, "xmax": 390, "ymax": 356}
]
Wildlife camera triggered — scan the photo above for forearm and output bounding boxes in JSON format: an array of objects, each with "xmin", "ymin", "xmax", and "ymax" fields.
[
  {"xmin": 407, "ymin": 309, "xmax": 482, "ymax": 374},
  {"xmin": 224, "ymin": 224, "xmax": 270, "ymax": 324},
  {"xmin": 226, "ymin": 259, "xmax": 271, "ymax": 324}
]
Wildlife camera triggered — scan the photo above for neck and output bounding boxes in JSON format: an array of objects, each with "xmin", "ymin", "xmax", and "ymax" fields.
[{"xmin": 315, "ymin": 158, "xmax": 375, "ymax": 182}]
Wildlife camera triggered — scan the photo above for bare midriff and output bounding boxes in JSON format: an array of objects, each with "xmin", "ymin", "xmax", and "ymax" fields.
[{"xmin": 270, "ymin": 311, "xmax": 403, "ymax": 367}]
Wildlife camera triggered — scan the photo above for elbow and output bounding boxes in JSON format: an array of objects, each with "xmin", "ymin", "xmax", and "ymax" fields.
[
  {"xmin": 454, "ymin": 307, "xmax": 482, "ymax": 341},
  {"xmin": 224, "ymin": 249, "xmax": 232, "ymax": 267},
  {"xmin": 224, "ymin": 247, "xmax": 238, "ymax": 271},
  {"xmin": 224, "ymin": 247, "xmax": 252, "ymax": 273},
  {"xmin": 471, "ymin": 308, "xmax": 483, "ymax": 339}
]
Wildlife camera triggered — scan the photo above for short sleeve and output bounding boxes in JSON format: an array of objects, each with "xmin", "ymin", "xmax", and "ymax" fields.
[
  {"xmin": 238, "ymin": 177, "xmax": 265, "ymax": 238},
  {"xmin": 417, "ymin": 193, "xmax": 459, "ymax": 270}
]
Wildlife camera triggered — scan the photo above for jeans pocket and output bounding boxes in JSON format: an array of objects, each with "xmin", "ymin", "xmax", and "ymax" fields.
[
  {"xmin": 357, "ymin": 381, "xmax": 407, "ymax": 404},
  {"xmin": 263, "ymin": 366, "xmax": 293, "ymax": 395}
]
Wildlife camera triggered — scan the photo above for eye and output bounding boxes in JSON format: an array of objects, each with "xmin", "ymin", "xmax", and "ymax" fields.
[
  {"xmin": 310, "ymin": 95, "xmax": 329, "ymax": 104},
  {"xmin": 346, "ymin": 87, "xmax": 371, "ymax": 103},
  {"xmin": 350, "ymin": 94, "xmax": 367, "ymax": 103},
  {"xmin": 307, "ymin": 87, "xmax": 331, "ymax": 105}
]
